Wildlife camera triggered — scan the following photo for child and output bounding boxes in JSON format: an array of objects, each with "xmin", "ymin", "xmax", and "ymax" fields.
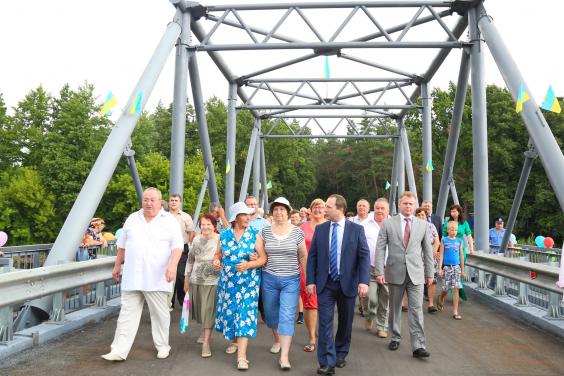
[{"xmin": 438, "ymin": 221, "xmax": 465, "ymax": 320}]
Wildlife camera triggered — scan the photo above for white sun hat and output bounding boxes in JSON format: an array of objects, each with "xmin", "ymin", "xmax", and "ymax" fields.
[{"xmin": 228, "ymin": 201, "xmax": 255, "ymax": 222}]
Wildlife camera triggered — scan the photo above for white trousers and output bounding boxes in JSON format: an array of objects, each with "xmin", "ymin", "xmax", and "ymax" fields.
[{"xmin": 110, "ymin": 290, "xmax": 171, "ymax": 359}]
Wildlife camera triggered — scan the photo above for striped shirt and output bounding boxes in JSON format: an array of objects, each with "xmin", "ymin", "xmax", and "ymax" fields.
[{"xmin": 261, "ymin": 225, "xmax": 305, "ymax": 276}]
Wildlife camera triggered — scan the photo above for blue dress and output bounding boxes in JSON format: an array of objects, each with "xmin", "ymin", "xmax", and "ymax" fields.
[{"xmin": 215, "ymin": 226, "xmax": 261, "ymax": 340}]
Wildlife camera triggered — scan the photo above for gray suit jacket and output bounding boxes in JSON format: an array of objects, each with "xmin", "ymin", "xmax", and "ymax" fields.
[{"xmin": 374, "ymin": 215, "xmax": 434, "ymax": 285}]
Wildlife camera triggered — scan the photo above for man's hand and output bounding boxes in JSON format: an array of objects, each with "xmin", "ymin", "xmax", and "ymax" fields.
[
  {"xmin": 306, "ymin": 284, "xmax": 316, "ymax": 296},
  {"xmin": 425, "ymin": 277, "xmax": 434, "ymax": 287},
  {"xmin": 376, "ymin": 275, "xmax": 385, "ymax": 285},
  {"xmin": 112, "ymin": 265, "xmax": 121, "ymax": 282},
  {"xmin": 358, "ymin": 283, "xmax": 369, "ymax": 298},
  {"xmin": 166, "ymin": 265, "xmax": 177, "ymax": 283}
]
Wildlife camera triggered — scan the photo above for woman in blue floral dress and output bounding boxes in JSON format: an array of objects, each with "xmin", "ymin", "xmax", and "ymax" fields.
[{"xmin": 213, "ymin": 202, "xmax": 267, "ymax": 371}]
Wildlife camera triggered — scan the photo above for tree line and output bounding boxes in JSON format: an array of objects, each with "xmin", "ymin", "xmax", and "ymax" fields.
[{"xmin": 0, "ymin": 83, "xmax": 562, "ymax": 246}]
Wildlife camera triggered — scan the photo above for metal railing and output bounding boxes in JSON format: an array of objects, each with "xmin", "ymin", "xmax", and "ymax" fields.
[
  {"xmin": 0, "ymin": 258, "xmax": 120, "ymax": 343},
  {"xmin": 465, "ymin": 252, "xmax": 563, "ymax": 318}
]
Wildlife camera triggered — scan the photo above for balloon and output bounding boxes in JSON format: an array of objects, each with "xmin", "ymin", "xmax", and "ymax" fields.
[
  {"xmin": 115, "ymin": 228, "xmax": 123, "ymax": 240},
  {"xmin": 543, "ymin": 237, "xmax": 555, "ymax": 249},
  {"xmin": 0, "ymin": 231, "xmax": 7, "ymax": 247},
  {"xmin": 534, "ymin": 235, "xmax": 545, "ymax": 248}
]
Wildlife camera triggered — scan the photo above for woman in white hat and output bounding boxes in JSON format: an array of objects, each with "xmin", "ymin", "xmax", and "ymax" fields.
[
  {"xmin": 213, "ymin": 202, "xmax": 267, "ymax": 370},
  {"xmin": 255, "ymin": 197, "xmax": 307, "ymax": 370}
]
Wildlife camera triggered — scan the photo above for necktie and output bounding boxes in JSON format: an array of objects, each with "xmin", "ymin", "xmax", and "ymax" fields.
[
  {"xmin": 330, "ymin": 222, "xmax": 339, "ymax": 281},
  {"xmin": 404, "ymin": 218, "xmax": 411, "ymax": 248}
]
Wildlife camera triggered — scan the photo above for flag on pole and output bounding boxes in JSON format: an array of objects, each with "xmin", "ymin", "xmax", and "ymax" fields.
[
  {"xmin": 541, "ymin": 85, "xmax": 561, "ymax": 113},
  {"xmin": 225, "ymin": 159, "xmax": 231, "ymax": 174},
  {"xmin": 385, "ymin": 181, "xmax": 391, "ymax": 190},
  {"xmin": 324, "ymin": 56, "xmax": 330, "ymax": 79},
  {"xmin": 515, "ymin": 84, "xmax": 530, "ymax": 113},
  {"xmin": 267, "ymin": 180, "xmax": 273, "ymax": 189},
  {"xmin": 99, "ymin": 92, "xmax": 118, "ymax": 117},
  {"xmin": 425, "ymin": 160, "xmax": 434, "ymax": 173},
  {"xmin": 130, "ymin": 91, "xmax": 143, "ymax": 114}
]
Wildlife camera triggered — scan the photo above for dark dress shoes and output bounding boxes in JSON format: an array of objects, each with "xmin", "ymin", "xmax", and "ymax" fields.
[
  {"xmin": 317, "ymin": 366, "xmax": 336, "ymax": 375},
  {"xmin": 336, "ymin": 358, "xmax": 347, "ymax": 368},
  {"xmin": 388, "ymin": 341, "xmax": 400, "ymax": 351},
  {"xmin": 413, "ymin": 348, "xmax": 431, "ymax": 358}
]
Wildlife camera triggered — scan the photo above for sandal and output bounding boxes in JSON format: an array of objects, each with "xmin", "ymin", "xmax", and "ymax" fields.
[
  {"xmin": 427, "ymin": 306, "xmax": 438, "ymax": 313},
  {"xmin": 270, "ymin": 342, "xmax": 281, "ymax": 354},
  {"xmin": 225, "ymin": 342, "xmax": 238, "ymax": 354},
  {"xmin": 303, "ymin": 342, "xmax": 316, "ymax": 352},
  {"xmin": 453, "ymin": 314, "xmax": 462, "ymax": 320},
  {"xmin": 437, "ymin": 298, "xmax": 445, "ymax": 311},
  {"xmin": 237, "ymin": 358, "xmax": 249, "ymax": 370}
]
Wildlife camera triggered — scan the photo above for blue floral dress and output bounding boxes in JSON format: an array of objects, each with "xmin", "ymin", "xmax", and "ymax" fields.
[{"xmin": 215, "ymin": 226, "xmax": 261, "ymax": 340}]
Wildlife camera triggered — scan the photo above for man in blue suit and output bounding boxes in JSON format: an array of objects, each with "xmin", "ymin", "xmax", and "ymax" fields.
[{"xmin": 306, "ymin": 194, "xmax": 370, "ymax": 375}]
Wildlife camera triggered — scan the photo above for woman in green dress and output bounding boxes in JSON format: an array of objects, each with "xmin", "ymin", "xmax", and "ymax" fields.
[{"xmin": 442, "ymin": 204, "xmax": 475, "ymax": 259}]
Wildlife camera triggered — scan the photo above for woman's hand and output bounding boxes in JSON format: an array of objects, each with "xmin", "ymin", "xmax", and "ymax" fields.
[
  {"xmin": 183, "ymin": 278, "xmax": 190, "ymax": 293},
  {"xmin": 433, "ymin": 251, "xmax": 440, "ymax": 261},
  {"xmin": 235, "ymin": 261, "xmax": 249, "ymax": 272},
  {"xmin": 249, "ymin": 252, "xmax": 258, "ymax": 261},
  {"xmin": 460, "ymin": 270, "xmax": 465, "ymax": 278},
  {"xmin": 213, "ymin": 258, "xmax": 222, "ymax": 271}
]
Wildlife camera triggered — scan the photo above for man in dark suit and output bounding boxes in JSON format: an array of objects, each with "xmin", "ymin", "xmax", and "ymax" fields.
[
  {"xmin": 422, "ymin": 200, "xmax": 442, "ymax": 239},
  {"xmin": 306, "ymin": 194, "xmax": 370, "ymax": 375}
]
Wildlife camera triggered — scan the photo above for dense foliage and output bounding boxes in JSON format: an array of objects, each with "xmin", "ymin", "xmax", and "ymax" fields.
[{"xmin": 0, "ymin": 82, "xmax": 562, "ymax": 245}]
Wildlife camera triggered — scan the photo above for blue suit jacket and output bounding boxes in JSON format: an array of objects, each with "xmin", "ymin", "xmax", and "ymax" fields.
[{"xmin": 306, "ymin": 220, "xmax": 370, "ymax": 297}]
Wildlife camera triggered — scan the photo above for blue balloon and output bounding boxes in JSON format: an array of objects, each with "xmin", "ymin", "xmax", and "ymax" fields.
[
  {"xmin": 115, "ymin": 228, "xmax": 123, "ymax": 240},
  {"xmin": 534, "ymin": 235, "xmax": 545, "ymax": 248}
]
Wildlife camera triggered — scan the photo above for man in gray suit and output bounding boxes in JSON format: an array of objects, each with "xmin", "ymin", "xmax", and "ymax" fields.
[{"xmin": 375, "ymin": 191, "xmax": 434, "ymax": 358}]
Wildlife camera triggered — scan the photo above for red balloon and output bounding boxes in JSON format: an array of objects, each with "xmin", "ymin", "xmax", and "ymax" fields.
[{"xmin": 543, "ymin": 237, "xmax": 555, "ymax": 249}]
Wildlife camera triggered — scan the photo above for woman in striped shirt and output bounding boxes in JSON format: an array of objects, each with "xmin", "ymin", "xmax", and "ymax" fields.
[{"xmin": 255, "ymin": 197, "xmax": 307, "ymax": 370}]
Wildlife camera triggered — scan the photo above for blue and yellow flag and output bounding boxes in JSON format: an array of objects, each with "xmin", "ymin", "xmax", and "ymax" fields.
[
  {"xmin": 324, "ymin": 56, "xmax": 330, "ymax": 79},
  {"xmin": 385, "ymin": 181, "xmax": 391, "ymax": 190},
  {"xmin": 225, "ymin": 159, "xmax": 231, "ymax": 174},
  {"xmin": 130, "ymin": 91, "xmax": 143, "ymax": 114},
  {"xmin": 541, "ymin": 85, "xmax": 561, "ymax": 113},
  {"xmin": 425, "ymin": 160, "xmax": 434, "ymax": 173},
  {"xmin": 515, "ymin": 84, "xmax": 530, "ymax": 113},
  {"xmin": 267, "ymin": 180, "xmax": 273, "ymax": 190},
  {"xmin": 99, "ymin": 92, "xmax": 117, "ymax": 117}
]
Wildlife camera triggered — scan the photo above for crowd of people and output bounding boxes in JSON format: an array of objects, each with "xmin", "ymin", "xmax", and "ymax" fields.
[{"xmin": 99, "ymin": 187, "xmax": 517, "ymax": 374}]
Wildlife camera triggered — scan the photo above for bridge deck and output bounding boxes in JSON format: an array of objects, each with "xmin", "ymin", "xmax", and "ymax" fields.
[{"xmin": 2, "ymin": 294, "xmax": 563, "ymax": 376}]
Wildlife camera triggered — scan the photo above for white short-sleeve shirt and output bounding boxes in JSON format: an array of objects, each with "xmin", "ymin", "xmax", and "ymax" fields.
[
  {"xmin": 361, "ymin": 217, "xmax": 389, "ymax": 266},
  {"xmin": 117, "ymin": 208, "xmax": 184, "ymax": 292}
]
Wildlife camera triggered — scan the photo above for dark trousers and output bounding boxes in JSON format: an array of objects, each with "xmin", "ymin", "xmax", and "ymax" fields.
[
  {"xmin": 171, "ymin": 244, "xmax": 189, "ymax": 308},
  {"xmin": 316, "ymin": 279, "xmax": 356, "ymax": 368}
]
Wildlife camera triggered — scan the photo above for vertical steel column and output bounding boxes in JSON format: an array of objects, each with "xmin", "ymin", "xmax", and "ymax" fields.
[
  {"xmin": 225, "ymin": 82, "xmax": 237, "ymax": 209},
  {"xmin": 188, "ymin": 50, "xmax": 219, "ymax": 203},
  {"xmin": 397, "ymin": 134, "xmax": 405, "ymax": 196},
  {"xmin": 469, "ymin": 6, "xmax": 489, "ymax": 252},
  {"xmin": 124, "ymin": 142, "xmax": 143, "ymax": 207},
  {"xmin": 170, "ymin": 10, "xmax": 191, "ymax": 196},
  {"xmin": 399, "ymin": 121, "xmax": 418, "ymax": 205},
  {"xmin": 252, "ymin": 121, "xmax": 262, "ymax": 198},
  {"xmin": 436, "ymin": 49, "xmax": 470, "ymax": 219},
  {"xmin": 499, "ymin": 142, "xmax": 538, "ymax": 254},
  {"xmin": 478, "ymin": 3, "xmax": 564, "ymax": 212},
  {"xmin": 389, "ymin": 138, "xmax": 400, "ymax": 215},
  {"xmin": 421, "ymin": 82, "xmax": 433, "ymax": 203},
  {"xmin": 238, "ymin": 119, "xmax": 260, "ymax": 202},
  {"xmin": 260, "ymin": 136, "xmax": 268, "ymax": 211}
]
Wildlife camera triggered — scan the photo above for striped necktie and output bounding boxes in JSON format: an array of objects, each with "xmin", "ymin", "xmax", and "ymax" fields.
[
  {"xmin": 404, "ymin": 218, "xmax": 411, "ymax": 248},
  {"xmin": 330, "ymin": 222, "xmax": 339, "ymax": 281}
]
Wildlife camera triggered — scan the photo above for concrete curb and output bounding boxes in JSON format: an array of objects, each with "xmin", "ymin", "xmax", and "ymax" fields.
[
  {"xmin": 0, "ymin": 297, "xmax": 121, "ymax": 361},
  {"xmin": 465, "ymin": 282, "xmax": 564, "ymax": 341}
]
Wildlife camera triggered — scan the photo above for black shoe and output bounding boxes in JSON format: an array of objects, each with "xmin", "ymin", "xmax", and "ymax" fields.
[
  {"xmin": 388, "ymin": 341, "xmax": 400, "ymax": 351},
  {"xmin": 317, "ymin": 366, "xmax": 335, "ymax": 375},
  {"xmin": 336, "ymin": 358, "xmax": 346, "ymax": 368},
  {"xmin": 413, "ymin": 348, "xmax": 430, "ymax": 358},
  {"xmin": 297, "ymin": 312, "xmax": 304, "ymax": 324}
]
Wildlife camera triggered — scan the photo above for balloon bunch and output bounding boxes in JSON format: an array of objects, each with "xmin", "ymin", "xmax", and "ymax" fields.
[{"xmin": 534, "ymin": 235, "xmax": 555, "ymax": 249}]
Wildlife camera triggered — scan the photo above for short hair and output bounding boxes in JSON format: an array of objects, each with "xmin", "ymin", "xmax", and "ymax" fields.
[
  {"xmin": 449, "ymin": 204, "xmax": 465, "ymax": 222},
  {"xmin": 199, "ymin": 213, "xmax": 218, "ymax": 232},
  {"xmin": 144, "ymin": 187, "xmax": 162, "ymax": 200},
  {"xmin": 399, "ymin": 191, "xmax": 416, "ymax": 201},
  {"xmin": 271, "ymin": 203, "xmax": 291, "ymax": 216},
  {"xmin": 290, "ymin": 209, "xmax": 300, "ymax": 216},
  {"xmin": 356, "ymin": 198, "xmax": 370, "ymax": 206},
  {"xmin": 309, "ymin": 198, "xmax": 325, "ymax": 210},
  {"xmin": 447, "ymin": 220, "xmax": 459, "ymax": 230},
  {"xmin": 415, "ymin": 207, "xmax": 427, "ymax": 216},
  {"xmin": 422, "ymin": 200, "xmax": 432, "ymax": 206},
  {"xmin": 345, "ymin": 211, "xmax": 354, "ymax": 217},
  {"xmin": 375, "ymin": 197, "xmax": 389, "ymax": 206},
  {"xmin": 209, "ymin": 201, "xmax": 222, "ymax": 211},
  {"xmin": 170, "ymin": 193, "xmax": 182, "ymax": 200},
  {"xmin": 244, "ymin": 195, "xmax": 257, "ymax": 204},
  {"xmin": 329, "ymin": 194, "xmax": 347, "ymax": 212}
]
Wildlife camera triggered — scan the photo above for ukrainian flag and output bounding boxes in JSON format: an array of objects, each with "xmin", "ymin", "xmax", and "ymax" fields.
[
  {"xmin": 99, "ymin": 92, "xmax": 117, "ymax": 117},
  {"xmin": 515, "ymin": 84, "xmax": 530, "ymax": 113},
  {"xmin": 541, "ymin": 85, "xmax": 561, "ymax": 113}
]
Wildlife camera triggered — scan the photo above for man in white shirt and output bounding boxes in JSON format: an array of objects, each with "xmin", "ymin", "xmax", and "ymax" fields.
[
  {"xmin": 352, "ymin": 199, "xmax": 371, "ymax": 316},
  {"xmin": 102, "ymin": 187, "xmax": 184, "ymax": 361},
  {"xmin": 360, "ymin": 198, "xmax": 390, "ymax": 338},
  {"xmin": 168, "ymin": 193, "xmax": 194, "ymax": 309}
]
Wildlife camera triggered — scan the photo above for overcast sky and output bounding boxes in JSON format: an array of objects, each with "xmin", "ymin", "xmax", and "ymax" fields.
[{"xmin": 1, "ymin": 0, "xmax": 562, "ymax": 120}]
